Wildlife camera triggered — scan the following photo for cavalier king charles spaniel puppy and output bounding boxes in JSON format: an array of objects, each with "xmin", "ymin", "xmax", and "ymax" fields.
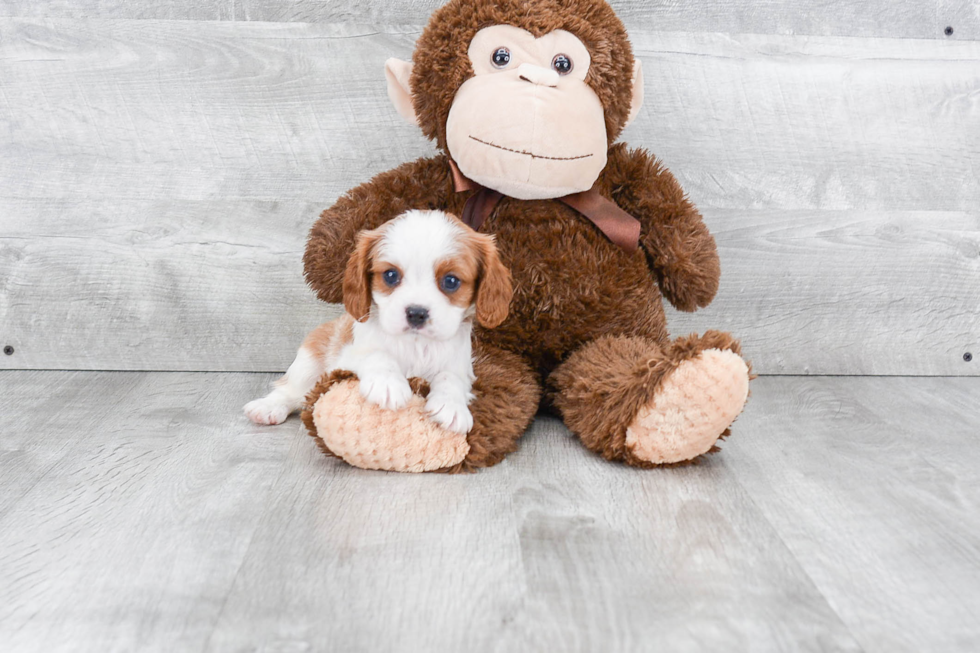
[{"xmin": 244, "ymin": 210, "xmax": 512, "ymax": 433}]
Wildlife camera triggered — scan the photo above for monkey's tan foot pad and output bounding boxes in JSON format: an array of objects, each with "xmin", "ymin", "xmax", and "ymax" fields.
[
  {"xmin": 311, "ymin": 379, "xmax": 469, "ymax": 473},
  {"xmin": 626, "ymin": 349, "xmax": 750, "ymax": 465}
]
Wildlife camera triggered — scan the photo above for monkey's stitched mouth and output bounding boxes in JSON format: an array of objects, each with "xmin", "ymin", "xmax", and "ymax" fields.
[{"xmin": 468, "ymin": 136, "xmax": 593, "ymax": 161}]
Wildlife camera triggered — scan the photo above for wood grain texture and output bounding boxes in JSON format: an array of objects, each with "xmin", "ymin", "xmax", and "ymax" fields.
[
  {"xmin": 624, "ymin": 31, "xmax": 980, "ymax": 213},
  {"xmin": 3, "ymin": 1, "xmax": 977, "ymax": 41},
  {"xmin": 0, "ymin": 19, "xmax": 433, "ymax": 203},
  {"xmin": 0, "ymin": 198, "xmax": 337, "ymax": 372},
  {"xmin": 1, "ymin": 20, "xmax": 978, "ymax": 374},
  {"xmin": 0, "ymin": 370, "xmax": 293, "ymax": 652},
  {"xmin": 1, "ymin": 200, "xmax": 977, "ymax": 375},
  {"xmin": 207, "ymin": 417, "xmax": 863, "ymax": 652},
  {"xmin": 727, "ymin": 376, "xmax": 980, "ymax": 652},
  {"xmin": 672, "ymin": 209, "xmax": 980, "ymax": 375},
  {"xmin": 1, "ymin": 21, "xmax": 978, "ymax": 212},
  {"xmin": 2, "ymin": 371, "xmax": 979, "ymax": 651},
  {"xmin": 482, "ymin": 418, "xmax": 861, "ymax": 653},
  {"xmin": 0, "ymin": 370, "xmax": 120, "ymax": 519},
  {"xmin": 0, "ymin": 0, "xmax": 233, "ymax": 20}
]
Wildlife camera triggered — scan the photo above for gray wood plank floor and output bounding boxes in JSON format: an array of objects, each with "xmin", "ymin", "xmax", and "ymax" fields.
[{"xmin": 1, "ymin": 371, "xmax": 977, "ymax": 652}]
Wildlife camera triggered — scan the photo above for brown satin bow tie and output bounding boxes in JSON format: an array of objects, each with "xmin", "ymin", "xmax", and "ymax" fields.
[{"xmin": 448, "ymin": 159, "xmax": 641, "ymax": 254}]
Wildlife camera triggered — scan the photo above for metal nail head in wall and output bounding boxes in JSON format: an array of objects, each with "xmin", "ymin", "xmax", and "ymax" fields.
[
  {"xmin": 945, "ymin": 26, "xmax": 954, "ymax": 36},
  {"xmin": 965, "ymin": 352, "xmax": 974, "ymax": 363},
  {"xmin": 3, "ymin": 346, "xmax": 14, "ymax": 356}
]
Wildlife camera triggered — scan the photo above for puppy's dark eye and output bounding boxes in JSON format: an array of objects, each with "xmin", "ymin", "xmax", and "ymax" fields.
[
  {"xmin": 382, "ymin": 269, "xmax": 401, "ymax": 287},
  {"xmin": 552, "ymin": 54, "xmax": 573, "ymax": 75},
  {"xmin": 440, "ymin": 274, "xmax": 461, "ymax": 293},
  {"xmin": 492, "ymin": 47, "xmax": 511, "ymax": 68}
]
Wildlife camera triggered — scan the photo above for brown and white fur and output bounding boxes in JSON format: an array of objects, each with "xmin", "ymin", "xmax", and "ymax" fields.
[{"xmin": 244, "ymin": 210, "xmax": 512, "ymax": 433}]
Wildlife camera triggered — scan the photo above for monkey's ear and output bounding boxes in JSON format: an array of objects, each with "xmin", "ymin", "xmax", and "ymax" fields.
[
  {"xmin": 385, "ymin": 58, "xmax": 419, "ymax": 125},
  {"xmin": 625, "ymin": 59, "xmax": 644, "ymax": 128}
]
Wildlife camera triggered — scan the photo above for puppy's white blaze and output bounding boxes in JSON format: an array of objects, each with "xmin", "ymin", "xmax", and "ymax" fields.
[
  {"xmin": 373, "ymin": 210, "xmax": 471, "ymax": 341},
  {"xmin": 377, "ymin": 209, "xmax": 467, "ymax": 260}
]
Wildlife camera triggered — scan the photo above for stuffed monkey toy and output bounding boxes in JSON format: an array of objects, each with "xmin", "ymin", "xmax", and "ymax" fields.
[{"xmin": 301, "ymin": 0, "xmax": 751, "ymax": 473}]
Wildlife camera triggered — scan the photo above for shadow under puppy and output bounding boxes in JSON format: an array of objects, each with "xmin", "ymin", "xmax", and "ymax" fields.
[{"xmin": 245, "ymin": 209, "xmax": 513, "ymax": 433}]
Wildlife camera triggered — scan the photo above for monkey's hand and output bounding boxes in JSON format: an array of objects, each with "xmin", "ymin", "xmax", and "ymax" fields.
[
  {"xmin": 647, "ymin": 239, "xmax": 720, "ymax": 313},
  {"xmin": 605, "ymin": 144, "xmax": 720, "ymax": 312}
]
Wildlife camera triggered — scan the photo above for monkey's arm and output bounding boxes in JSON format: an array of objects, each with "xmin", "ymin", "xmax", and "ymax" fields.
[
  {"xmin": 304, "ymin": 155, "xmax": 455, "ymax": 304},
  {"xmin": 605, "ymin": 144, "xmax": 720, "ymax": 312}
]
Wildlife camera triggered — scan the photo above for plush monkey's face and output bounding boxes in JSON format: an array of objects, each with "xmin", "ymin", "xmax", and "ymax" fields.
[
  {"xmin": 385, "ymin": 6, "xmax": 643, "ymax": 201},
  {"xmin": 445, "ymin": 26, "xmax": 607, "ymax": 200}
]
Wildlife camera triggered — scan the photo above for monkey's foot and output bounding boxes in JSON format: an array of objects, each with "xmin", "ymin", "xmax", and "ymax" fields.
[
  {"xmin": 626, "ymin": 348, "xmax": 749, "ymax": 465},
  {"xmin": 305, "ymin": 377, "xmax": 470, "ymax": 473}
]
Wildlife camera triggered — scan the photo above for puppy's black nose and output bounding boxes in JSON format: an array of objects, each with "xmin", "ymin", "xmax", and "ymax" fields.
[{"xmin": 405, "ymin": 305, "xmax": 429, "ymax": 328}]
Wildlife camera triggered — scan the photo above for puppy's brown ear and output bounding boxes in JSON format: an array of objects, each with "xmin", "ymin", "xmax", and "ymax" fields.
[
  {"xmin": 475, "ymin": 234, "xmax": 513, "ymax": 329},
  {"xmin": 342, "ymin": 229, "xmax": 381, "ymax": 322}
]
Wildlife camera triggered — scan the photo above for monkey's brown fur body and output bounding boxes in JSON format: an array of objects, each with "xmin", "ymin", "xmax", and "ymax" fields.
[{"xmin": 301, "ymin": 0, "xmax": 751, "ymax": 471}]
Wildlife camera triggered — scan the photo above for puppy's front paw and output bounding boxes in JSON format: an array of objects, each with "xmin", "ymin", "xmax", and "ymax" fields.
[
  {"xmin": 359, "ymin": 373, "xmax": 413, "ymax": 410},
  {"xmin": 425, "ymin": 396, "xmax": 474, "ymax": 434},
  {"xmin": 244, "ymin": 397, "xmax": 290, "ymax": 425}
]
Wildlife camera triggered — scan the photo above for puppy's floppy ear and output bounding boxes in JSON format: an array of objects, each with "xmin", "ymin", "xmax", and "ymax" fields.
[
  {"xmin": 343, "ymin": 229, "xmax": 382, "ymax": 322},
  {"xmin": 474, "ymin": 234, "xmax": 513, "ymax": 329}
]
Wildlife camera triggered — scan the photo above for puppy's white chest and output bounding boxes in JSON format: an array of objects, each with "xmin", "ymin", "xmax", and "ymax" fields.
[{"xmin": 390, "ymin": 330, "xmax": 471, "ymax": 380}]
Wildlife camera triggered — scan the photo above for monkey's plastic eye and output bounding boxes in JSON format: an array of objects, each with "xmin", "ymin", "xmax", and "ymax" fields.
[
  {"xmin": 440, "ymin": 274, "xmax": 461, "ymax": 293},
  {"xmin": 382, "ymin": 269, "xmax": 401, "ymax": 287},
  {"xmin": 552, "ymin": 54, "xmax": 573, "ymax": 75},
  {"xmin": 492, "ymin": 47, "xmax": 511, "ymax": 68}
]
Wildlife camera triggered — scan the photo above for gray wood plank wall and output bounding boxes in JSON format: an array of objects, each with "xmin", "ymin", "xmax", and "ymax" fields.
[
  {"xmin": 1, "ymin": 1, "xmax": 977, "ymax": 40},
  {"xmin": 1, "ymin": 7, "xmax": 978, "ymax": 374}
]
